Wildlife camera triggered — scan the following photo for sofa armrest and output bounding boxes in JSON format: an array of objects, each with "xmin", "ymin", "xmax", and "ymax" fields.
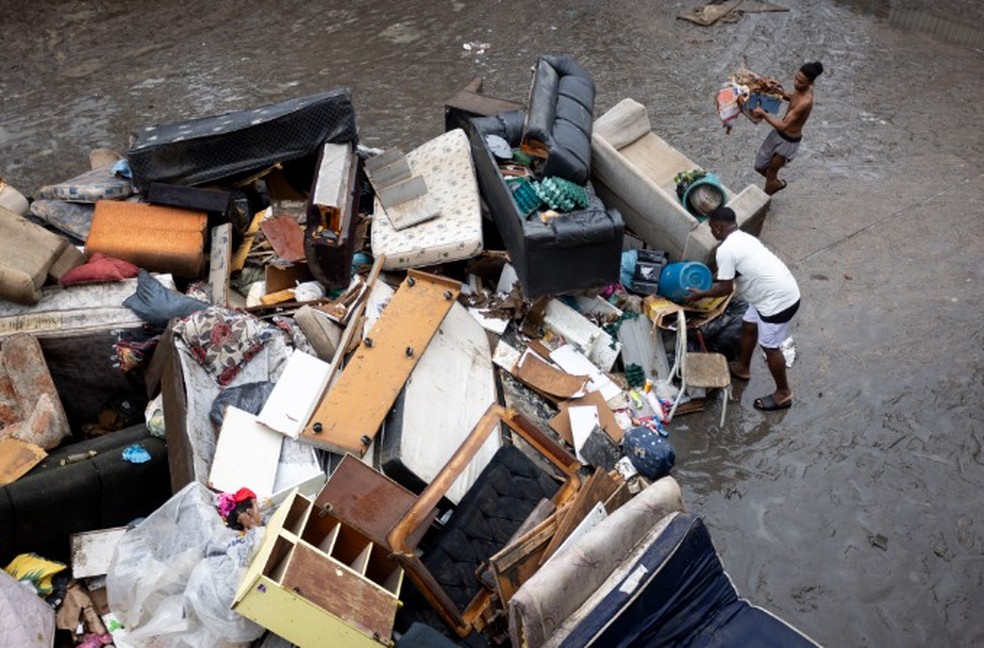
[{"xmin": 591, "ymin": 134, "xmax": 698, "ymax": 259}]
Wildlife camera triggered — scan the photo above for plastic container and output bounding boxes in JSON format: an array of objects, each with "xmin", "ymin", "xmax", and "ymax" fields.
[
  {"xmin": 658, "ymin": 261, "xmax": 712, "ymax": 302},
  {"xmin": 681, "ymin": 171, "xmax": 725, "ymax": 220}
]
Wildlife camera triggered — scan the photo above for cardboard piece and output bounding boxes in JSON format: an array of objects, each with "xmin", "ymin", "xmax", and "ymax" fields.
[
  {"xmin": 0, "ymin": 437, "xmax": 46, "ymax": 485},
  {"xmin": 549, "ymin": 390, "xmax": 624, "ymax": 445},
  {"xmin": 514, "ymin": 350, "xmax": 589, "ymax": 401}
]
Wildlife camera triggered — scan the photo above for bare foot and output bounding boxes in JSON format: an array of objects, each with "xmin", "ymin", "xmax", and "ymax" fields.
[{"xmin": 765, "ymin": 179, "xmax": 787, "ymax": 195}]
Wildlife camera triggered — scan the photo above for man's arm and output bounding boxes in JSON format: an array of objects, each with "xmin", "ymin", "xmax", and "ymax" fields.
[
  {"xmin": 751, "ymin": 100, "xmax": 806, "ymax": 132},
  {"xmin": 687, "ymin": 278, "xmax": 734, "ymax": 302}
]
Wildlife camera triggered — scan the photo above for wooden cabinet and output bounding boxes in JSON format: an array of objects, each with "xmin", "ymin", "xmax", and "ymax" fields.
[{"xmin": 233, "ymin": 489, "xmax": 403, "ymax": 647}]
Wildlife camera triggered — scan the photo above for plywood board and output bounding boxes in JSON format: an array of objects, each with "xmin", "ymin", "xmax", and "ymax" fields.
[
  {"xmin": 208, "ymin": 223, "xmax": 232, "ymax": 307},
  {"xmin": 258, "ymin": 349, "xmax": 332, "ymax": 438},
  {"xmin": 549, "ymin": 390, "xmax": 624, "ymax": 446},
  {"xmin": 300, "ymin": 270, "xmax": 459, "ymax": 455},
  {"xmin": 314, "ymin": 455, "xmax": 431, "ymax": 549},
  {"xmin": 540, "ymin": 468, "xmax": 619, "ymax": 563},
  {"xmin": 260, "ymin": 215, "xmax": 306, "ymax": 263},
  {"xmin": 281, "ymin": 543, "xmax": 397, "ymax": 641},
  {"xmin": 209, "ymin": 406, "xmax": 283, "ymax": 500},
  {"xmin": 542, "ymin": 501, "xmax": 606, "ymax": 565}
]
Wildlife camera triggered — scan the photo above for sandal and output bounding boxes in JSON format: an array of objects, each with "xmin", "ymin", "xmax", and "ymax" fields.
[{"xmin": 753, "ymin": 394, "xmax": 793, "ymax": 411}]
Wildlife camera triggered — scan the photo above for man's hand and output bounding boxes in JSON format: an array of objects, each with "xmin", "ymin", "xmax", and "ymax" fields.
[
  {"xmin": 685, "ymin": 287, "xmax": 704, "ymax": 304},
  {"xmin": 750, "ymin": 106, "xmax": 766, "ymax": 119}
]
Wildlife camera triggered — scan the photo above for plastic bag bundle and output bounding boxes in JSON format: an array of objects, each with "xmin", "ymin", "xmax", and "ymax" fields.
[{"xmin": 106, "ymin": 482, "xmax": 265, "ymax": 647}]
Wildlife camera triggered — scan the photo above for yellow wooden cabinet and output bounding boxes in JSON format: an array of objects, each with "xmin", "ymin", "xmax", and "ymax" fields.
[{"xmin": 233, "ymin": 489, "xmax": 403, "ymax": 647}]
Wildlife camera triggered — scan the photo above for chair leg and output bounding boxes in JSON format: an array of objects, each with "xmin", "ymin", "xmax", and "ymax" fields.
[
  {"xmin": 719, "ymin": 386, "xmax": 730, "ymax": 428},
  {"xmin": 667, "ymin": 376, "xmax": 687, "ymax": 423}
]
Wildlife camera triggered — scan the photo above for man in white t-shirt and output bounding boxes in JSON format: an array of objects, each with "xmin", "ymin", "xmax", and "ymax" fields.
[{"xmin": 687, "ymin": 206, "xmax": 800, "ymax": 410}]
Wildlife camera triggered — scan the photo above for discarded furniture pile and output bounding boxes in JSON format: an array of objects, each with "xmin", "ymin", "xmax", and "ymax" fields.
[{"xmin": 0, "ymin": 54, "xmax": 821, "ymax": 647}]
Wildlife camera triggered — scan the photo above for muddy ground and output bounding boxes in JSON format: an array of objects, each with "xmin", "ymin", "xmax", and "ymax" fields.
[{"xmin": 1, "ymin": 0, "xmax": 982, "ymax": 645}]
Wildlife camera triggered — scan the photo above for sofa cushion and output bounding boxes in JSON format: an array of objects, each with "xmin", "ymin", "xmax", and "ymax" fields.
[{"xmin": 0, "ymin": 206, "xmax": 71, "ymax": 305}]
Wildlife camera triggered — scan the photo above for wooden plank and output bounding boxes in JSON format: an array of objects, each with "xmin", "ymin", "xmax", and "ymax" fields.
[
  {"xmin": 549, "ymin": 390, "xmax": 624, "ymax": 446},
  {"xmin": 0, "ymin": 438, "xmax": 46, "ymax": 485},
  {"xmin": 540, "ymin": 468, "xmax": 619, "ymax": 563},
  {"xmin": 489, "ymin": 510, "xmax": 560, "ymax": 604},
  {"xmin": 209, "ymin": 223, "xmax": 232, "ymax": 306},
  {"xmin": 513, "ymin": 351, "xmax": 589, "ymax": 400},
  {"xmin": 259, "ymin": 215, "xmax": 306, "ymax": 263},
  {"xmin": 282, "ymin": 542, "xmax": 398, "ymax": 641},
  {"xmin": 300, "ymin": 270, "xmax": 459, "ymax": 455},
  {"xmin": 542, "ymin": 501, "xmax": 606, "ymax": 565}
]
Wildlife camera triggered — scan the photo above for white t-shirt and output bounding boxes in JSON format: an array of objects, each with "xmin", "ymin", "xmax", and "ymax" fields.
[{"xmin": 715, "ymin": 230, "xmax": 799, "ymax": 317}]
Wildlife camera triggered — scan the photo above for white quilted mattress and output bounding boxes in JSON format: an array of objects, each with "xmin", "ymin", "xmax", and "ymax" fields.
[{"xmin": 371, "ymin": 128, "xmax": 483, "ymax": 270}]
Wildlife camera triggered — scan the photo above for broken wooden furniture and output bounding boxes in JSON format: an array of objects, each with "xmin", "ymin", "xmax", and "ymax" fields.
[
  {"xmin": 512, "ymin": 509, "xmax": 820, "ymax": 647},
  {"xmin": 444, "ymin": 76, "xmax": 523, "ymax": 134},
  {"xmin": 591, "ymin": 97, "xmax": 770, "ymax": 263},
  {"xmin": 521, "ymin": 55, "xmax": 596, "ymax": 186},
  {"xmin": 387, "ymin": 404, "xmax": 583, "ymax": 640},
  {"xmin": 0, "ymin": 205, "xmax": 84, "ymax": 305},
  {"xmin": 304, "ymin": 141, "xmax": 361, "ymax": 289},
  {"xmin": 300, "ymin": 270, "xmax": 460, "ymax": 456},
  {"xmin": 470, "ymin": 111, "xmax": 624, "ymax": 297},
  {"xmin": 233, "ymin": 480, "xmax": 408, "ymax": 647},
  {"xmin": 666, "ymin": 310, "xmax": 731, "ymax": 426},
  {"xmin": 369, "ymin": 128, "xmax": 484, "ymax": 271},
  {"xmin": 86, "ymin": 201, "xmax": 208, "ymax": 278}
]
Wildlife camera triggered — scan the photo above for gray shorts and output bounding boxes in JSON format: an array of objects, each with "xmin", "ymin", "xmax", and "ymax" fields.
[{"xmin": 754, "ymin": 129, "xmax": 801, "ymax": 171}]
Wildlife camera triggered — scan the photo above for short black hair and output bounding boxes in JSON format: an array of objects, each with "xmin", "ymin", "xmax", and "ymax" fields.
[
  {"xmin": 800, "ymin": 61, "xmax": 824, "ymax": 81},
  {"xmin": 709, "ymin": 206, "xmax": 737, "ymax": 223}
]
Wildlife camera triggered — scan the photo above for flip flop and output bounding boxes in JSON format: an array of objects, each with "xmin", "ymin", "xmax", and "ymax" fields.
[
  {"xmin": 765, "ymin": 179, "xmax": 787, "ymax": 196},
  {"xmin": 753, "ymin": 394, "xmax": 792, "ymax": 411},
  {"xmin": 728, "ymin": 362, "xmax": 750, "ymax": 381}
]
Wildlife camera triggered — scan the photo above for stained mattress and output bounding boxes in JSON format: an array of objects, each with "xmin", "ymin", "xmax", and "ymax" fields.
[
  {"xmin": 370, "ymin": 128, "xmax": 482, "ymax": 270},
  {"xmin": 547, "ymin": 512, "xmax": 820, "ymax": 647}
]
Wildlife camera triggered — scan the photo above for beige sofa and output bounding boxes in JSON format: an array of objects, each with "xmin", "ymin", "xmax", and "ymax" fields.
[{"xmin": 591, "ymin": 98, "xmax": 770, "ymax": 263}]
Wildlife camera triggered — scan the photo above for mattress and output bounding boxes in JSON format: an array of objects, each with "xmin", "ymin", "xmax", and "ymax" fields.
[
  {"xmin": 549, "ymin": 512, "xmax": 820, "ymax": 647},
  {"xmin": 378, "ymin": 302, "xmax": 499, "ymax": 505},
  {"xmin": 370, "ymin": 128, "xmax": 483, "ymax": 270}
]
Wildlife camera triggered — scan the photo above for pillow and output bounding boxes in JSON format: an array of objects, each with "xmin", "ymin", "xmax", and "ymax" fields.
[
  {"xmin": 123, "ymin": 269, "xmax": 209, "ymax": 328},
  {"xmin": 173, "ymin": 306, "xmax": 272, "ymax": 386},
  {"xmin": 59, "ymin": 252, "xmax": 140, "ymax": 286}
]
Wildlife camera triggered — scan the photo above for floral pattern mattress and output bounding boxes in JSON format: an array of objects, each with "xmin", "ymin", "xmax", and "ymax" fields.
[{"xmin": 371, "ymin": 128, "xmax": 482, "ymax": 270}]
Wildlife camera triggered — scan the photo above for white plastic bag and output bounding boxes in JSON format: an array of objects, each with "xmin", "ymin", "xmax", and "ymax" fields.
[{"xmin": 106, "ymin": 482, "xmax": 265, "ymax": 647}]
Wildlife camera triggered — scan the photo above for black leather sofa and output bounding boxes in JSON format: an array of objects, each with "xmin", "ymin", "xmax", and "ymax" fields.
[
  {"xmin": 521, "ymin": 55, "xmax": 596, "ymax": 186},
  {"xmin": 469, "ymin": 110, "xmax": 624, "ymax": 298}
]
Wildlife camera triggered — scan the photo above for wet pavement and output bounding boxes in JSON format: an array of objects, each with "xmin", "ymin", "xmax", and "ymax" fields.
[{"xmin": 1, "ymin": 1, "xmax": 982, "ymax": 645}]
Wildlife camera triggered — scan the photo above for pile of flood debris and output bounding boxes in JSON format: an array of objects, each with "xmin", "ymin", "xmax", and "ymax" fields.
[{"xmin": 0, "ymin": 55, "xmax": 817, "ymax": 647}]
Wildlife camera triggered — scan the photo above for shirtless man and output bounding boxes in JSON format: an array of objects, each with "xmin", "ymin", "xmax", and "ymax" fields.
[{"xmin": 751, "ymin": 61, "xmax": 823, "ymax": 195}]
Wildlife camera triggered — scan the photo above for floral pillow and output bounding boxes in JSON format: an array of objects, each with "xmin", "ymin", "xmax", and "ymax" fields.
[{"xmin": 173, "ymin": 306, "xmax": 272, "ymax": 385}]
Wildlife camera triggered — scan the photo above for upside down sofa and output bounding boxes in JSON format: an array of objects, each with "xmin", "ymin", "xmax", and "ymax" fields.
[{"xmin": 468, "ymin": 54, "xmax": 624, "ymax": 298}]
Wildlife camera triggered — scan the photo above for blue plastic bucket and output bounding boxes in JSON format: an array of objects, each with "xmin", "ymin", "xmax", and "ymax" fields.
[{"xmin": 658, "ymin": 261, "xmax": 712, "ymax": 302}]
